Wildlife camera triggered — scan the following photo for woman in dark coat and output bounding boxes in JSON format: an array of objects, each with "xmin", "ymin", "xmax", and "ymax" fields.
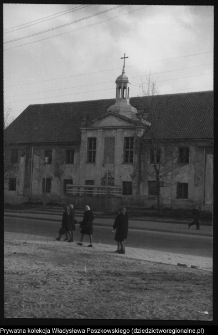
[
  {"xmin": 122, "ymin": 207, "xmax": 129, "ymax": 252},
  {"xmin": 77, "ymin": 205, "xmax": 94, "ymax": 247},
  {"xmin": 67, "ymin": 204, "xmax": 76, "ymax": 242},
  {"xmin": 55, "ymin": 206, "xmax": 70, "ymax": 241},
  {"xmin": 113, "ymin": 207, "xmax": 128, "ymax": 254}
]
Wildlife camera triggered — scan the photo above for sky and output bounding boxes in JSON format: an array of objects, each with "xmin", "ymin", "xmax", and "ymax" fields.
[{"xmin": 3, "ymin": 4, "xmax": 214, "ymax": 122}]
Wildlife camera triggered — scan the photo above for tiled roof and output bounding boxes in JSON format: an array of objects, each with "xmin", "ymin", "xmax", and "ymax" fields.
[
  {"xmin": 4, "ymin": 91, "xmax": 213, "ymax": 145},
  {"xmin": 131, "ymin": 91, "xmax": 213, "ymax": 140}
]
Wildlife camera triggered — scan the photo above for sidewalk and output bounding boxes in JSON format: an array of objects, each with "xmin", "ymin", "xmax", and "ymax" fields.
[
  {"xmin": 5, "ymin": 231, "xmax": 212, "ymax": 272},
  {"xmin": 4, "ymin": 208, "xmax": 212, "ymax": 237}
]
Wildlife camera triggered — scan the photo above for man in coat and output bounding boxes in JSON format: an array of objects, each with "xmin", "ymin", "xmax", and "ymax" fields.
[{"xmin": 189, "ymin": 204, "xmax": 200, "ymax": 230}]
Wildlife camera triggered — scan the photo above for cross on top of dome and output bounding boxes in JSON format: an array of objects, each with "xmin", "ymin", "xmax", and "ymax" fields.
[{"xmin": 121, "ymin": 53, "xmax": 128, "ymax": 74}]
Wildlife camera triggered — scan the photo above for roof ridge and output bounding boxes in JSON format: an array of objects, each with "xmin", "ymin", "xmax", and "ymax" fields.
[
  {"xmin": 28, "ymin": 97, "xmax": 116, "ymax": 108},
  {"xmin": 130, "ymin": 90, "xmax": 213, "ymax": 100},
  {"xmin": 27, "ymin": 90, "xmax": 213, "ymax": 108}
]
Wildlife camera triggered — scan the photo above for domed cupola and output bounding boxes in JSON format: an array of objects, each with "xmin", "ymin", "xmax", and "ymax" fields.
[{"xmin": 107, "ymin": 54, "xmax": 137, "ymax": 119}]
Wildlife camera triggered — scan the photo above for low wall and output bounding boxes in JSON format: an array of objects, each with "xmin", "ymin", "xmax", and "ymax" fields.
[{"xmin": 4, "ymin": 195, "xmax": 29, "ymax": 205}]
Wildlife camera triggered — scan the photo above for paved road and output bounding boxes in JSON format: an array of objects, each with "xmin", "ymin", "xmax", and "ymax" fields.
[
  {"xmin": 4, "ymin": 216, "xmax": 212, "ymax": 258},
  {"xmin": 4, "ymin": 209, "xmax": 212, "ymax": 237}
]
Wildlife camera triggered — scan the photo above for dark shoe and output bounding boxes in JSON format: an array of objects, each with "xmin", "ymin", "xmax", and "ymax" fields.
[
  {"xmin": 114, "ymin": 250, "xmax": 119, "ymax": 253},
  {"xmin": 77, "ymin": 242, "xmax": 83, "ymax": 246},
  {"xmin": 67, "ymin": 240, "xmax": 73, "ymax": 242},
  {"xmin": 55, "ymin": 238, "xmax": 60, "ymax": 241},
  {"xmin": 87, "ymin": 244, "xmax": 93, "ymax": 247},
  {"xmin": 63, "ymin": 238, "xmax": 68, "ymax": 241},
  {"xmin": 196, "ymin": 228, "xmax": 200, "ymax": 230},
  {"xmin": 118, "ymin": 249, "xmax": 125, "ymax": 254}
]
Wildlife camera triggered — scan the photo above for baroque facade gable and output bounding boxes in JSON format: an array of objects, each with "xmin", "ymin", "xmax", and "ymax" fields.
[{"xmin": 83, "ymin": 112, "xmax": 141, "ymax": 129}]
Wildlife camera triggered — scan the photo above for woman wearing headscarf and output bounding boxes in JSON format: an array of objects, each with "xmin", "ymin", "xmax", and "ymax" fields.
[
  {"xmin": 77, "ymin": 205, "xmax": 94, "ymax": 247},
  {"xmin": 122, "ymin": 207, "xmax": 129, "ymax": 253},
  {"xmin": 55, "ymin": 205, "xmax": 70, "ymax": 241},
  {"xmin": 67, "ymin": 204, "xmax": 76, "ymax": 242},
  {"xmin": 113, "ymin": 207, "xmax": 128, "ymax": 254}
]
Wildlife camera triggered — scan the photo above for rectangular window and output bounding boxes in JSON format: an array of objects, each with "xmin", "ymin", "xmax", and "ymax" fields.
[
  {"xmin": 11, "ymin": 149, "xmax": 18, "ymax": 164},
  {"xmin": 150, "ymin": 148, "xmax": 161, "ymax": 164},
  {"xmin": 104, "ymin": 137, "xmax": 115, "ymax": 164},
  {"xmin": 85, "ymin": 180, "xmax": 94, "ymax": 196},
  {"xmin": 177, "ymin": 183, "xmax": 188, "ymax": 199},
  {"xmin": 122, "ymin": 181, "xmax": 132, "ymax": 195},
  {"xmin": 124, "ymin": 137, "xmax": 134, "ymax": 163},
  {"xmin": 178, "ymin": 147, "xmax": 189, "ymax": 164},
  {"xmin": 64, "ymin": 179, "xmax": 73, "ymax": 194},
  {"xmin": 66, "ymin": 150, "xmax": 74, "ymax": 164},
  {"xmin": 42, "ymin": 178, "xmax": 52, "ymax": 193},
  {"xmin": 148, "ymin": 181, "xmax": 158, "ymax": 196},
  {"xmin": 8, "ymin": 178, "xmax": 16, "ymax": 191},
  {"xmin": 44, "ymin": 150, "xmax": 52, "ymax": 164},
  {"xmin": 87, "ymin": 138, "xmax": 96, "ymax": 163}
]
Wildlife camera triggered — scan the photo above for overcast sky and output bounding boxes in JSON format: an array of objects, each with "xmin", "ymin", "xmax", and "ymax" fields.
[{"xmin": 4, "ymin": 4, "xmax": 214, "ymax": 121}]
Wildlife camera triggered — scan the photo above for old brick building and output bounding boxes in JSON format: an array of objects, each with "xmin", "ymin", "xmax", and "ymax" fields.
[{"xmin": 4, "ymin": 65, "xmax": 213, "ymax": 211}]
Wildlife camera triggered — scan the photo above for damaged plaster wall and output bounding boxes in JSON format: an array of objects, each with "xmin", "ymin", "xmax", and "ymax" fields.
[{"xmin": 30, "ymin": 145, "xmax": 80, "ymax": 202}]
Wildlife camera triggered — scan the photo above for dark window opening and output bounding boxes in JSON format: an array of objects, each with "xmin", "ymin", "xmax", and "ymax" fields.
[
  {"xmin": 150, "ymin": 148, "xmax": 161, "ymax": 164},
  {"xmin": 148, "ymin": 181, "xmax": 158, "ymax": 196},
  {"xmin": 64, "ymin": 179, "xmax": 73, "ymax": 194},
  {"xmin": 124, "ymin": 137, "xmax": 134, "ymax": 163},
  {"xmin": 42, "ymin": 178, "xmax": 52, "ymax": 193},
  {"xmin": 9, "ymin": 178, "xmax": 16, "ymax": 191},
  {"xmin": 44, "ymin": 150, "xmax": 52, "ymax": 164},
  {"xmin": 178, "ymin": 147, "xmax": 189, "ymax": 164},
  {"xmin": 87, "ymin": 138, "xmax": 96, "ymax": 163},
  {"xmin": 11, "ymin": 149, "xmax": 18, "ymax": 164},
  {"xmin": 66, "ymin": 150, "xmax": 74, "ymax": 164},
  {"xmin": 177, "ymin": 183, "xmax": 188, "ymax": 199},
  {"xmin": 122, "ymin": 181, "xmax": 132, "ymax": 195}
]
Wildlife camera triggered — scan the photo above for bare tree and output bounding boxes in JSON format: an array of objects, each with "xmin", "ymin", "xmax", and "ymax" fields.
[
  {"xmin": 138, "ymin": 75, "xmax": 186, "ymax": 213},
  {"xmin": 4, "ymin": 108, "xmax": 14, "ymax": 183}
]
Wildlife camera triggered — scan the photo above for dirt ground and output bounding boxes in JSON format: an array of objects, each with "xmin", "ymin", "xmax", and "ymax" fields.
[{"xmin": 4, "ymin": 233, "xmax": 212, "ymax": 320}]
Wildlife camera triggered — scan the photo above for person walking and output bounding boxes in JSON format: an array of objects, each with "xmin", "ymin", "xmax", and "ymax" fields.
[
  {"xmin": 122, "ymin": 207, "xmax": 129, "ymax": 253},
  {"xmin": 68, "ymin": 204, "xmax": 76, "ymax": 242},
  {"xmin": 77, "ymin": 205, "xmax": 94, "ymax": 247},
  {"xmin": 189, "ymin": 204, "xmax": 200, "ymax": 230},
  {"xmin": 113, "ymin": 207, "xmax": 128, "ymax": 254},
  {"xmin": 113, "ymin": 208, "xmax": 122, "ymax": 252},
  {"xmin": 55, "ymin": 205, "xmax": 70, "ymax": 241}
]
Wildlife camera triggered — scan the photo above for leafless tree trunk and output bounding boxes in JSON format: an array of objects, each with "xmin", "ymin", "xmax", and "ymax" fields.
[{"xmin": 138, "ymin": 75, "xmax": 179, "ymax": 213}]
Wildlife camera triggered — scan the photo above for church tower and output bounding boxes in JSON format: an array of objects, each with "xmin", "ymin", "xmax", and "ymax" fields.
[{"xmin": 107, "ymin": 53, "xmax": 138, "ymax": 119}]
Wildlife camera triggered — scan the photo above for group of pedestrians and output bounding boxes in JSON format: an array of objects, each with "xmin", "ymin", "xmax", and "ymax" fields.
[
  {"xmin": 55, "ymin": 204, "xmax": 129, "ymax": 253},
  {"xmin": 55, "ymin": 204, "xmax": 95, "ymax": 246},
  {"xmin": 56, "ymin": 203, "xmax": 200, "ymax": 251}
]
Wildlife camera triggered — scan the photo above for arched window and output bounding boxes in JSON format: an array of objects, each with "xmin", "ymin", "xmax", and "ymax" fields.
[{"xmin": 123, "ymin": 87, "xmax": 126, "ymax": 98}]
